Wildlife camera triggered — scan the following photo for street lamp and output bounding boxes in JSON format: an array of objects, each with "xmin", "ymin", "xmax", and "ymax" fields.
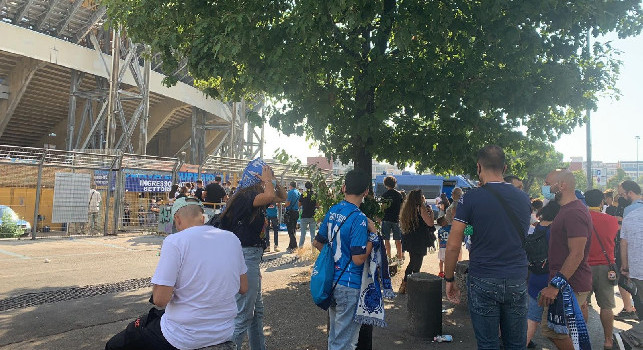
[{"xmin": 636, "ymin": 135, "xmax": 640, "ymax": 182}]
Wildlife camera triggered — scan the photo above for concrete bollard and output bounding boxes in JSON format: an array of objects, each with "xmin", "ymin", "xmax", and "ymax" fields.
[
  {"xmin": 407, "ymin": 272, "xmax": 442, "ymax": 338},
  {"xmin": 455, "ymin": 260, "xmax": 469, "ymax": 307}
]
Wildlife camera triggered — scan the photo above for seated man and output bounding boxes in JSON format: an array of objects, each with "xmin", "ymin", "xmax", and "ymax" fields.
[{"xmin": 106, "ymin": 197, "xmax": 248, "ymax": 350}]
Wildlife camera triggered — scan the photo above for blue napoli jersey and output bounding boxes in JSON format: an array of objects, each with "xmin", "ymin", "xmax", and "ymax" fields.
[
  {"xmin": 287, "ymin": 189, "xmax": 301, "ymax": 210},
  {"xmin": 316, "ymin": 201, "xmax": 368, "ymax": 289},
  {"xmin": 438, "ymin": 225, "xmax": 451, "ymax": 246}
]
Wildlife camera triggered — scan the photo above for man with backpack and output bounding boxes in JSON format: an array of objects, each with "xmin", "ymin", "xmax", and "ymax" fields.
[
  {"xmin": 313, "ymin": 170, "xmax": 376, "ymax": 350},
  {"xmin": 444, "ymin": 145, "xmax": 531, "ymax": 349}
]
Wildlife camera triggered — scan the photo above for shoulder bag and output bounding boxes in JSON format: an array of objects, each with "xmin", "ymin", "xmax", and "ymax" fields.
[{"xmin": 592, "ymin": 227, "xmax": 618, "ymax": 286}]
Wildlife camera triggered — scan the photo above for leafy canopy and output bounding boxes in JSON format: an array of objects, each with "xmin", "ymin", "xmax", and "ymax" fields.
[{"xmin": 106, "ymin": 0, "xmax": 643, "ymax": 174}]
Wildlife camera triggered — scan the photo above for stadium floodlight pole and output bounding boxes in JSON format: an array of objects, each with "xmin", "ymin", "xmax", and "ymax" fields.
[{"xmin": 585, "ymin": 30, "xmax": 593, "ymax": 189}]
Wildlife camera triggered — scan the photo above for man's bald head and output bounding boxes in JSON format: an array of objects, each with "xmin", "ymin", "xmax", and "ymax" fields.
[
  {"xmin": 558, "ymin": 170, "xmax": 576, "ymax": 191},
  {"xmin": 545, "ymin": 169, "xmax": 576, "ymax": 202},
  {"xmin": 174, "ymin": 204, "xmax": 204, "ymax": 231},
  {"xmin": 545, "ymin": 169, "xmax": 562, "ymax": 185}
]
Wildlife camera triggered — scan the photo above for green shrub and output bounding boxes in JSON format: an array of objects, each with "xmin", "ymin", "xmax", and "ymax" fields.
[{"xmin": 0, "ymin": 211, "xmax": 24, "ymax": 238}]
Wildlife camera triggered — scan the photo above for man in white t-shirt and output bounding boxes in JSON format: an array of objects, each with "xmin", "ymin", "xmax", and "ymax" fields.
[
  {"xmin": 88, "ymin": 186, "xmax": 101, "ymax": 233},
  {"xmin": 106, "ymin": 197, "xmax": 248, "ymax": 350}
]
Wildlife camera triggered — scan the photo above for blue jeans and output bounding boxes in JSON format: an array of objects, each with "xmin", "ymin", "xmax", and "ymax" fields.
[
  {"xmin": 328, "ymin": 284, "xmax": 361, "ymax": 350},
  {"xmin": 299, "ymin": 218, "xmax": 316, "ymax": 247},
  {"xmin": 233, "ymin": 247, "xmax": 265, "ymax": 350},
  {"xmin": 467, "ymin": 275, "xmax": 527, "ymax": 350}
]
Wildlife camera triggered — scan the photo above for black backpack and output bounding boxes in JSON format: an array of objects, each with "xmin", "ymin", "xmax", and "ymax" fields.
[{"xmin": 525, "ymin": 226, "xmax": 549, "ymax": 274}]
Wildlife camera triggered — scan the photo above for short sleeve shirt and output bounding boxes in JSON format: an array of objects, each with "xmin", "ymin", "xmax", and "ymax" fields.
[
  {"xmin": 220, "ymin": 190, "xmax": 265, "ymax": 247},
  {"xmin": 454, "ymin": 182, "xmax": 531, "ymax": 280},
  {"xmin": 438, "ymin": 226, "xmax": 451, "ymax": 248},
  {"xmin": 621, "ymin": 207, "xmax": 643, "ymax": 280},
  {"xmin": 152, "ymin": 226, "xmax": 247, "ymax": 350},
  {"xmin": 548, "ymin": 200, "xmax": 593, "ymax": 292},
  {"xmin": 265, "ymin": 204, "xmax": 278, "ymax": 218},
  {"xmin": 381, "ymin": 189, "xmax": 403, "ymax": 223},
  {"xmin": 315, "ymin": 201, "xmax": 368, "ymax": 289},
  {"xmin": 588, "ymin": 211, "xmax": 619, "ymax": 266},
  {"xmin": 299, "ymin": 190, "xmax": 317, "ymax": 218},
  {"xmin": 205, "ymin": 183, "xmax": 227, "ymax": 203},
  {"xmin": 286, "ymin": 189, "xmax": 300, "ymax": 211},
  {"xmin": 624, "ymin": 200, "xmax": 643, "ymax": 218}
]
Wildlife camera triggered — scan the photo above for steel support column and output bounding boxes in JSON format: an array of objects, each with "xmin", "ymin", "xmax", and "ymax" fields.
[
  {"xmin": 66, "ymin": 70, "xmax": 82, "ymax": 151},
  {"xmin": 106, "ymin": 27, "xmax": 120, "ymax": 149},
  {"xmin": 138, "ymin": 51, "xmax": 151, "ymax": 154}
]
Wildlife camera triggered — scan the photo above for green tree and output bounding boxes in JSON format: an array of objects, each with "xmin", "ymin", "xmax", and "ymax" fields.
[
  {"xmin": 573, "ymin": 169, "xmax": 596, "ymax": 191},
  {"xmin": 505, "ymin": 139, "xmax": 566, "ymax": 197},
  {"xmin": 106, "ymin": 0, "xmax": 642, "ymax": 176},
  {"xmin": 606, "ymin": 168, "xmax": 631, "ymax": 190}
]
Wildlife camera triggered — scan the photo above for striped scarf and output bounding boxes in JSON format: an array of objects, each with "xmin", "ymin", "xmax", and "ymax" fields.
[
  {"xmin": 354, "ymin": 232, "xmax": 395, "ymax": 327},
  {"xmin": 547, "ymin": 273, "xmax": 592, "ymax": 350}
]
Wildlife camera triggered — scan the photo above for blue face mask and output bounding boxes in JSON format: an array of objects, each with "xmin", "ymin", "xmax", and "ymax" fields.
[{"xmin": 541, "ymin": 185, "xmax": 556, "ymax": 200}]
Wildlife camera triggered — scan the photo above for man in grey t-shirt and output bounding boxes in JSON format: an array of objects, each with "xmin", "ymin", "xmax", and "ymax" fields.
[{"xmin": 614, "ymin": 206, "xmax": 643, "ymax": 349}]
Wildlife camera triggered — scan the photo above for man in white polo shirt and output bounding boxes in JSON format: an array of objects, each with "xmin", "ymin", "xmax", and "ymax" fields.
[
  {"xmin": 614, "ymin": 205, "xmax": 643, "ymax": 350},
  {"xmin": 106, "ymin": 197, "xmax": 248, "ymax": 350}
]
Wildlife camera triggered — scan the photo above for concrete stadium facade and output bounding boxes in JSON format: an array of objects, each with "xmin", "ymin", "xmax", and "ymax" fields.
[{"xmin": 0, "ymin": 0, "xmax": 263, "ymax": 163}]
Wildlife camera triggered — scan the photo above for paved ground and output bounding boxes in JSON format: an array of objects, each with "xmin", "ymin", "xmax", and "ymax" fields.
[{"xmin": 0, "ymin": 231, "xmax": 637, "ymax": 349}]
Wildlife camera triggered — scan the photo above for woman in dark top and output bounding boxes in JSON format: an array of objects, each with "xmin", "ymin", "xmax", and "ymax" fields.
[
  {"xmin": 526, "ymin": 201, "xmax": 560, "ymax": 348},
  {"xmin": 218, "ymin": 159, "xmax": 286, "ymax": 350},
  {"xmin": 398, "ymin": 189, "xmax": 436, "ymax": 294}
]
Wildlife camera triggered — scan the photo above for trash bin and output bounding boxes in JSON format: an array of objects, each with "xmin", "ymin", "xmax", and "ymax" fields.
[
  {"xmin": 407, "ymin": 272, "xmax": 442, "ymax": 338},
  {"xmin": 455, "ymin": 260, "xmax": 469, "ymax": 307}
]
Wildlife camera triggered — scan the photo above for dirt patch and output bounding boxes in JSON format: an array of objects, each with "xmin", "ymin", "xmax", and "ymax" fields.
[{"xmin": 257, "ymin": 249, "xmax": 478, "ymax": 349}]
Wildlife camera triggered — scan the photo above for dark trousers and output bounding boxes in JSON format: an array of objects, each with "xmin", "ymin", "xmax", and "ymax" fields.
[
  {"xmin": 286, "ymin": 210, "xmax": 298, "ymax": 249},
  {"xmin": 356, "ymin": 324, "xmax": 373, "ymax": 350},
  {"xmin": 105, "ymin": 308, "xmax": 177, "ymax": 350},
  {"xmin": 267, "ymin": 216, "xmax": 279, "ymax": 246},
  {"xmin": 403, "ymin": 253, "xmax": 424, "ymax": 281}
]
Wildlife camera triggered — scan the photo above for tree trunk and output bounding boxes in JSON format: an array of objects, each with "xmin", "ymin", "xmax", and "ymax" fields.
[{"xmin": 354, "ymin": 146, "xmax": 373, "ymax": 182}]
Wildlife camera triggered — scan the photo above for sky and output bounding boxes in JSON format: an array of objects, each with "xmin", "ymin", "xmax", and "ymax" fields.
[{"xmin": 263, "ymin": 33, "xmax": 643, "ymax": 166}]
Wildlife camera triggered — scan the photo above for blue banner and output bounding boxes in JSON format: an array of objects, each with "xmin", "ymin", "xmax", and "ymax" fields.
[{"xmin": 95, "ymin": 171, "xmax": 227, "ymax": 192}]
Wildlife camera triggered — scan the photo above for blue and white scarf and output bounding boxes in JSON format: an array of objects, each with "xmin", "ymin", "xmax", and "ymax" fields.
[
  {"xmin": 547, "ymin": 273, "xmax": 592, "ymax": 350},
  {"xmin": 354, "ymin": 232, "xmax": 395, "ymax": 327}
]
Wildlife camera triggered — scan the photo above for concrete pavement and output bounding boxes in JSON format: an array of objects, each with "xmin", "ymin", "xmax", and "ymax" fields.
[{"xmin": 0, "ymin": 232, "xmax": 638, "ymax": 349}]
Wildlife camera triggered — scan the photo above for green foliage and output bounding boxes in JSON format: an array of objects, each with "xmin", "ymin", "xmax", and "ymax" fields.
[
  {"xmin": 105, "ymin": 0, "xmax": 643, "ymax": 175},
  {"xmin": 505, "ymin": 139, "xmax": 566, "ymax": 197},
  {"xmin": 273, "ymin": 149, "xmax": 344, "ymax": 222},
  {"xmin": 0, "ymin": 211, "xmax": 24, "ymax": 238},
  {"xmin": 573, "ymin": 169, "xmax": 597, "ymax": 191},
  {"xmin": 606, "ymin": 168, "xmax": 632, "ymax": 190}
]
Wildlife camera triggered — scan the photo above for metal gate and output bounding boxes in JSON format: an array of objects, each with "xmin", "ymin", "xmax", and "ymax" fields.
[{"xmin": 0, "ymin": 145, "xmax": 120, "ymax": 238}]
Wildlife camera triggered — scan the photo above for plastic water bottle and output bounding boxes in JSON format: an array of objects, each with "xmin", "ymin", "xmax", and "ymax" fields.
[{"xmin": 434, "ymin": 335, "xmax": 453, "ymax": 342}]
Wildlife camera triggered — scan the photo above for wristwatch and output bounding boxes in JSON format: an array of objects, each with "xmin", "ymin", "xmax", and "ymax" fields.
[{"xmin": 444, "ymin": 275, "xmax": 455, "ymax": 282}]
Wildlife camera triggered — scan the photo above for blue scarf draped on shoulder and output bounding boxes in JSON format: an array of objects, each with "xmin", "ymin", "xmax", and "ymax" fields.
[{"xmin": 547, "ymin": 273, "xmax": 591, "ymax": 350}]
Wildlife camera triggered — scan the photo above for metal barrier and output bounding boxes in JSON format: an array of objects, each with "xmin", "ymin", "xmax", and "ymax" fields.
[
  {"xmin": 0, "ymin": 145, "xmax": 120, "ymax": 238},
  {"xmin": 115, "ymin": 154, "xmax": 181, "ymax": 233},
  {"xmin": 0, "ymin": 144, "xmax": 323, "ymax": 238}
]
